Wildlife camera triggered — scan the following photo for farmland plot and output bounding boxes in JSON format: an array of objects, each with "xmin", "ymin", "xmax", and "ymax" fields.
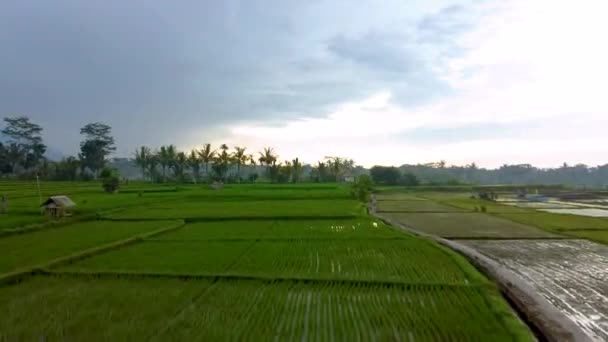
[
  {"xmin": 459, "ymin": 239, "xmax": 608, "ymax": 341},
  {"xmin": 105, "ymin": 199, "xmax": 362, "ymax": 220},
  {"xmin": 230, "ymin": 239, "xmax": 485, "ymax": 283},
  {"xmin": 384, "ymin": 212, "xmax": 561, "ymax": 238},
  {"xmin": 57, "ymin": 238, "xmax": 484, "ymax": 284},
  {"xmin": 376, "ymin": 200, "xmax": 467, "ymax": 213},
  {"xmin": 153, "ymin": 219, "xmax": 403, "ymax": 240},
  {"xmin": 0, "ymin": 220, "xmax": 180, "ymax": 274},
  {"xmin": 0, "ymin": 276, "xmax": 530, "ymax": 342},
  {"xmin": 155, "ymin": 279, "xmax": 530, "ymax": 341}
]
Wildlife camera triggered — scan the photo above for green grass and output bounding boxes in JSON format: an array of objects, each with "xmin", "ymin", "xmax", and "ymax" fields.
[
  {"xmin": 374, "ymin": 193, "xmax": 427, "ymax": 201},
  {"xmin": 0, "ymin": 276, "xmax": 532, "ymax": 342},
  {"xmin": 561, "ymin": 230, "xmax": 608, "ymax": 244},
  {"xmin": 384, "ymin": 212, "xmax": 562, "ymax": 238},
  {"xmin": 59, "ymin": 240, "xmax": 253, "ymax": 274},
  {"xmin": 0, "ymin": 183, "xmax": 535, "ymax": 340},
  {"xmin": 496, "ymin": 212, "xmax": 608, "ymax": 232},
  {"xmin": 0, "ymin": 220, "xmax": 179, "ymax": 274},
  {"xmin": 0, "ymin": 276, "xmax": 209, "ymax": 341},
  {"xmin": 154, "ymin": 219, "xmax": 403, "ymax": 240},
  {"xmin": 230, "ymin": 239, "xmax": 486, "ymax": 283},
  {"xmin": 105, "ymin": 199, "xmax": 363, "ymax": 220},
  {"xmin": 154, "ymin": 279, "xmax": 532, "ymax": 341},
  {"xmin": 60, "ymin": 238, "xmax": 485, "ymax": 284},
  {"xmin": 433, "ymin": 198, "xmax": 531, "ymax": 213},
  {"xmin": 376, "ymin": 200, "xmax": 467, "ymax": 213}
]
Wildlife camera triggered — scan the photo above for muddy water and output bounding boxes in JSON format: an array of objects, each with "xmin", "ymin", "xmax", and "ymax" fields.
[{"xmin": 458, "ymin": 239, "xmax": 608, "ymax": 341}]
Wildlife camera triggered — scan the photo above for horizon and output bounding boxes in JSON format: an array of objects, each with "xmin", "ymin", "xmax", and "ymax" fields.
[{"xmin": 2, "ymin": 1, "xmax": 607, "ymax": 168}]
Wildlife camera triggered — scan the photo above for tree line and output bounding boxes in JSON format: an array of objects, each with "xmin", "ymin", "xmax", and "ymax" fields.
[
  {"xmin": 0, "ymin": 116, "xmax": 358, "ymax": 183},
  {"xmin": 133, "ymin": 144, "xmax": 357, "ymax": 184},
  {"xmin": 0, "ymin": 117, "xmax": 115, "ymax": 180}
]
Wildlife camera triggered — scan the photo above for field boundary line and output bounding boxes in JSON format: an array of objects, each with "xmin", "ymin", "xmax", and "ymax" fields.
[
  {"xmin": 444, "ymin": 236, "xmax": 576, "ymax": 241},
  {"xmin": 369, "ymin": 195, "xmax": 591, "ymax": 342},
  {"xmin": 100, "ymin": 215, "xmax": 361, "ymax": 222},
  {"xmin": 144, "ymin": 237, "xmax": 410, "ymax": 242},
  {"xmin": 37, "ymin": 269, "xmax": 491, "ymax": 289},
  {"xmin": 0, "ymin": 220, "xmax": 186, "ymax": 287}
]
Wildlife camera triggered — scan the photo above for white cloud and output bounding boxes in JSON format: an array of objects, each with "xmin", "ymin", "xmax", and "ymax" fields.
[{"xmin": 224, "ymin": 0, "xmax": 608, "ymax": 168}]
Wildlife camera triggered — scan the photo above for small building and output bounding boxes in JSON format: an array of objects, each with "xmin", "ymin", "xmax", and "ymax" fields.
[{"xmin": 40, "ymin": 196, "xmax": 76, "ymax": 218}]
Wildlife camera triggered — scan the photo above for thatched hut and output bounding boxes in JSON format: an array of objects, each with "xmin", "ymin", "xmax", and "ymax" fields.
[{"xmin": 40, "ymin": 196, "xmax": 76, "ymax": 218}]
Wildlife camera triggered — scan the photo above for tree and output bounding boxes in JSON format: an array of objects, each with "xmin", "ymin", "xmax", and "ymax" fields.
[
  {"xmin": 100, "ymin": 167, "xmax": 120, "ymax": 193},
  {"xmin": 401, "ymin": 172, "xmax": 420, "ymax": 186},
  {"xmin": 198, "ymin": 143, "xmax": 215, "ymax": 180},
  {"xmin": 134, "ymin": 146, "xmax": 151, "ymax": 180},
  {"xmin": 351, "ymin": 175, "xmax": 373, "ymax": 202},
  {"xmin": 188, "ymin": 150, "xmax": 201, "ymax": 182},
  {"xmin": 173, "ymin": 151, "xmax": 188, "ymax": 180},
  {"xmin": 258, "ymin": 147, "xmax": 278, "ymax": 181},
  {"xmin": 278, "ymin": 160, "xmax": 292, "ymax": 183},
  {"xmin": 212, "ymin": 145, "xmax": 231, "ymax": 181},
  {"xmin": 1, "ymin": 116, "xmax": 46, "ymax": 172},
  {"xmin": 370, "ymin": 166, "xmax": 401, "ymax": 185},
  {"xmin": 291, "ymin": 157, "xmax": 302, "ymax": 183},
  {"xmin": 52, "ymin": 156, "xmax": 80, "ymax": 181},
  {"xmin": 79, "ymin": 122, "xmax": 115, "ymax": 177},
  {"xmin": 232, "ymin": 147, "xmax": 248, "ymax": 183},
  {"xmin": 158, "ymin": 146, "xmax": 170, "ymax": 179},
  {"xmin": 311, "ymin": 161, "xmax": 330, "ymax": 182}
]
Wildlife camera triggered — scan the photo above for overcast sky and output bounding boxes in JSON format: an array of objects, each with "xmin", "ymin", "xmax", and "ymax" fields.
[{"xmin": 2, "ymin": 0, "xmax": 607, "ymax": 168}]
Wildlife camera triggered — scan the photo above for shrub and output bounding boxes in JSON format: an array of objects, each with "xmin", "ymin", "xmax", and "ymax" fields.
[
  {"xmin": 351, "ymin": 175, "xmax": 373, "ymax": 202},
  {"xmin": 100, "ymin": 168, "xmax": 120, "ymax": 193}
]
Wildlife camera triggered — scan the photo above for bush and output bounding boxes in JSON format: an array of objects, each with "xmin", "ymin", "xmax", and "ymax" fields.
[
  {"xmin": 100, "ymin": 168, "xmax": 120, "ymax": 193},
  {"xmin": 351, "ymin": 175, "xmax": 373, "ymax": 202}
]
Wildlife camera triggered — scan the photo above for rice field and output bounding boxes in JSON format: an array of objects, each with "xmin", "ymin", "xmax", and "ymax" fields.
[
  {"xmin": 0, "ymin": 182, "xmax": 534, "ymax": 340},
  {"xmin": 383, "ymin": 212, "xmax": 560, "ymax": 239}
]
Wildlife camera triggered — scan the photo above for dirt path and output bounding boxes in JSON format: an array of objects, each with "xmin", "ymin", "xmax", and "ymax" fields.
[{"xmin": 459, "ymin": 239, "xmax": 608, "ymax": 341}]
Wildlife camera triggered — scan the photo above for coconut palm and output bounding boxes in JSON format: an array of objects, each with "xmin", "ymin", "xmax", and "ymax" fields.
[
  {"xmin": 258, "ymin": 147, "xmax": 278, "ymax": 181},
  {"xmin": 198, "ymin": 143, "xmax": 215, "ymax": 180},
  {"xmin": 188, "ymin": 150, "xmax": 201, "ymax": 182},
  {"xmin": 134, "ymin": 146, "xmax": 151, "ymax": 180},
  {"xmin": 158, "ymin": 146, "xmax": 169, "ymax": 178},
  {"xmin": 173, "ymin": 151, "xmax": 188, "ymax": 179},
  {"xmin": 291, "ymin": 157, "xmax": 302, "ymax": 183},
  {"xmin": 231, "ymin": 146, "xmax": 248, "ymax": 183},
  {"xmin": 212, "ymin": 145, "xmax": 231, "ymax": 181}
]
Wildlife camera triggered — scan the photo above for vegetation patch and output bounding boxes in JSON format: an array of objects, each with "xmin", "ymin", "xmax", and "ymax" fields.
[
  {"xmin": 0, "ymin": 220, "xmax": 181, "ymax": 275},
  {"xmin": 385, "ymin": 212, "xmax": 562, "ymax": 239},
  {"xmin": 376, "ymin": 200, "xmax": 468, "ymax": 213},
  {"xmin": 104, "ymin": 199, "xmax": 363, "ymax": 220},
  {"xmin": 154, "ymin": 219, "xmax": 402, "ymax": 240}
]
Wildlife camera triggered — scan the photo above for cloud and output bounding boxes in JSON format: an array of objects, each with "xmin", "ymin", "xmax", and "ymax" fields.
[
  {"xmin": 225, "ymin": 0, "xmax": 608, "ymax": 168},
  {"xmin": 3, "ymin": 0, "xmax": 606, "ymax": 168}
]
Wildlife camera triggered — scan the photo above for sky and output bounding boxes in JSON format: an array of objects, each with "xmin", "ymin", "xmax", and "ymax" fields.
[{"xmin": 1, "ymin": 0, "xmax": 607, "ymax": 168}]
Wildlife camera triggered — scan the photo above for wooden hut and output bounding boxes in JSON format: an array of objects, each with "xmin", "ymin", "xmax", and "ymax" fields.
[{"xmin": 40, "ymin": 196, "xmax": 76, "ymax": 218}]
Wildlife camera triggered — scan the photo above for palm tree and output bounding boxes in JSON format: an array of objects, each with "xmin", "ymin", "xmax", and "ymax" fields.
[
  {"xmin": 326, "ymin": 156, "xmax": 344, "ymax": 182},
  {"xmin": 134, "ymin": 146, "xmax": 151, "ymax": 180},
  {"xmin": 232, "ymin": 146, "xmax": 248, "ymax": 183},
  {"xmin": 291, "ymin": 157, "xmax": 302, "ymax": 183},
  {"xmin": 247, "ymin": 154, "xmax": 256, "ymax": 166},
  {"xmin": 188, "ymin": 150, "xmax": 201, "ymax": 182},
  {"xmin": 198, "ymin": 143, "xmax": 215, "ymax": 180},
  {"xmin": 158, "ymin": 146, "xmax": 169, "ymax": 179},
  {"xmin": 212, "ymin": 144, "xmax": 231, "ymax": 181},
  {"xmin": 279, "ymin": 160, "xmax": 292, "ymax": 183},
  {"xmin": 174, "ymin": 151, "xmax": 187, "ymax": 180},
  {"xmin": 258, "ymin": 147, "xmax": 278, "ymax": 181}
]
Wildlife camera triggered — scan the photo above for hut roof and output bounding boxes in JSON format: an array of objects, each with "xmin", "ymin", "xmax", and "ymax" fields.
[{"xmin": 40, "ymin": 196, "xmax": 76, "ymax": 208}]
